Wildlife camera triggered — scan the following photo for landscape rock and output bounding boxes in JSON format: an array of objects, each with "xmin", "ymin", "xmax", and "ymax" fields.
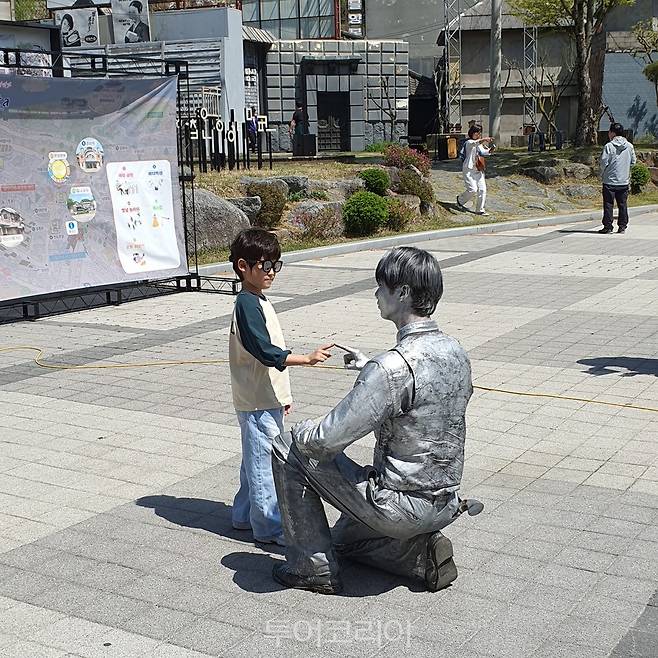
[
  {"xmin": 277, "ymin": 176, "xmax": 309, "ymax": 195},
  {"xmin": 570, "ymin": 153, "xmax": 596, "ymax": 166},
  {"xmin": 522, "ymin": 166, "xmax": 562, "ymax": 184},
  {"xmin": 384, "ymin": 166, "xmax": 402, "ymax": 192},
  {"xmin": 522, "ymin": 156, "xmax": 561, "ymax": 169},
  {"xmin": 226, "ymin": 196, "xmax": 262, "ymax": 224},
  {"xmin": 420, "ymin": 200, "xmax": 436, "ymax": 215},
  {"xmin": 395, "ymin": 194, "xmax": 421, "ymax": 215},
  {"xmin": 649, "ymin": 167, "xmax": 658, "ymax": 185},
  {"xmin": 188, "ymin": 189, "xmax": 250, "ymax": 251},
  {"xmin": 241, "ymin": 177, "xmax": 290, "ymax": 198},
  {"xmin": 308, "ymin": 178, "xmax": 365, "ymax": 199},
  {"xmin": 562, "ymin": 162, "xmax": 592, "ymax": 180},
  {"xmin": 559, "ymin": 184, "xmax": 600, "ymax": 199},
  {"xmin": 287, "ymin": 201, "xmax": 344, "ymax": 239}
]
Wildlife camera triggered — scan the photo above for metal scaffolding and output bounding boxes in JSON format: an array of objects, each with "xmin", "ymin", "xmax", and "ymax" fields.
[
  {"xmin": 523, "ymin": 25, "xmax": 538, "ymax": 129},
  {"xmin": 443, "ymin": 0, "xmax": 463, "ymax": 130}
]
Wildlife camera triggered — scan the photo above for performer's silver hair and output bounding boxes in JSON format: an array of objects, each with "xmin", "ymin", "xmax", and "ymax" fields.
[{"xmin": 375, "ymin": 247, "xmax": 443, "ymax": 317}]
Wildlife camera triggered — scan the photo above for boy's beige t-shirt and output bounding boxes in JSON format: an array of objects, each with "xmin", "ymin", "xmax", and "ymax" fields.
[{"xmin": 229, "ymin": 290, "xmax": 293, "ymax": 412}]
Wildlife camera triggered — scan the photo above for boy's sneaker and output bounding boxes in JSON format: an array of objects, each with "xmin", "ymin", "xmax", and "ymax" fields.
[
  {"xmin": 598, "ymin": 227, "xmax": 613, "ymax": 234},
  {"xmin": 476, "ymin": 211, "xmax": 490, "ymax": 216},
  {"xmin": 456, "ymin": 196, "xmax": 467, "ymax": 212},
  {"xmin": 255, "ymin": 534, "xmax": 286, "ymax": 547},
  {"xmin": 232, "ymin": 521, "xmax": 252, "ymax": 531},
  {"xmin": 618, "ymin": 227, "xmax": 627, "ymax": 233}
]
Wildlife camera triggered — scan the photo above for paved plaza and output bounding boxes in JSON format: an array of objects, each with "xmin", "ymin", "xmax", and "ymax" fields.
[{"xmin": 1, "ymin": 213, "xmax": 658, "ymax": 657}]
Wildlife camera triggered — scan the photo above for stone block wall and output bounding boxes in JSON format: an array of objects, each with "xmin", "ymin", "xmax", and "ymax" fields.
[{"xmin": 265, "ymin": 39, "xmax": 409, "ymax": 152}]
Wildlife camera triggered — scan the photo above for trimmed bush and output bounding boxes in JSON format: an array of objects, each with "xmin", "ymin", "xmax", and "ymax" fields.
[
  {"xmin": 398, "ymin": 170, "xmax": 435, "ymax": 203},
  {"xmin": 342, "ymin": 191, "xmax": 389, "ymax": 236},
  {"xmin": 630, "ymin": 163, "xmax": 651, "ymax": 193},
  {"xmin": 358, "ymin": 168, "xmax": 391, "ymax": 196},
  {"xmin": 383, "ymin": 144, "xmax": 431, "ymax": 176},
  {"xmin": 246, "ymin": 181, "xmax": 287, "ymax": 228},
  {"xmin": 386, "ymin": 198, "xmax": 416, "ymax": 232}
]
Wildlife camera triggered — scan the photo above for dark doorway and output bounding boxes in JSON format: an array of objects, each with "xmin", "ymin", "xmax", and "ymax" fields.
[{"xmin": 317, "ymin": 91, "xmax": 351, "ymax": 151}]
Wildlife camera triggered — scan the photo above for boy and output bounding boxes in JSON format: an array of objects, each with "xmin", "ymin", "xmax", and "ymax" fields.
[{"xmin": 229, "ymin": 228, "xmax": 333, "ymax": 546}]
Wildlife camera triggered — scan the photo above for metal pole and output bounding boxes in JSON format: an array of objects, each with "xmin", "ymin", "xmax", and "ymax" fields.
[{"xmin": 489, "ymin": 0, "xmax": 502, "ymax": 142}]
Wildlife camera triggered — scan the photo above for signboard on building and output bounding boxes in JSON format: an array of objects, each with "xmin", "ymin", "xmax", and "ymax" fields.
[
  {"xmin": 54, "ymin": 9, "xmax": 99, "ymax": 48},
  {"xmin": 111, "ymin": 0, "xmax": 151, "ymax": 44},
  {"xmin": 348, "ymin": 0, "xmax": 362, "ymax": 9},
  {"xmin": 0, "ymin": 74, "xmax": 187, "ymax": 303}
]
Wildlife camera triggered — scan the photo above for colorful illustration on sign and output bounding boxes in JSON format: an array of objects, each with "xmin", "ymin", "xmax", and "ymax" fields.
[
  {"xmin": 67, "ymin": 186, "xmax": 96, "ymax": 222},
  {"xmin": 75, "ymin": 138, "xmax": 104, "ymax": 173},
  {"xmin": 106, "ymin": 160, "xmax": 179, "ymax": 274},
  {"xmin": 0, "ymin": 207, "xmax": 25, "ymax": 249},
  {"xmin": 48, "ymin": 151, "xmax": 70, "ymax": 184}
]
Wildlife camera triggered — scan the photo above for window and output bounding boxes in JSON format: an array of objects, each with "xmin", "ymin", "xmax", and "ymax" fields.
[
  {"xmin": 261, "ymin": 19, "xmax": 281, "ymax": 38},
  {"xmin": 242, "ymin": 0, "xmax": 259, "ymax": 22},
  {"xmin": 318, "ymin": 0, "xmax": 333, "ymax": 15},
  {"xmin": 280, "ymin": 19, "xmax": 299, "ymax": 38},
  {"xmin": 279, "ymin": 0, "xmax": 299, "ymax": 19},
  {"xmin": 300, "ymin": 16, "xmax": 320, "ymax": 38},
  {"xmin": 319, "ymin": 16, "xmax": 333, "ymax": 37},
  {"xmin": 261, "ymin": 0, "xmax": 278, "ymax": 21},
  {"xmin": 301, "ymin": 0, "xmax": 320, "ymax": 14}
]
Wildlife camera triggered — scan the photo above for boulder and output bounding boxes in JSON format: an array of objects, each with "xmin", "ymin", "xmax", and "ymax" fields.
[
  {"xmin": 570, "ymin": 153, "xmax": 596, "ymax": 166},
  {"xmin": 406, "ymin": 164, "xmax": 425, "ymax": 180},
  {"xmin": 189, "ymin": 189, "xmax": 250, "ymax": 251},
  {"xmin": 522, "ymin": 156, "xmax": 561, "ymax": 168},
  {"xmin": 420, "ymin": 201, "xmax": 436, "ymax": 216},
  {"xmin": 226, "ymin": 196, "xmax": 262, "ymax": 224},
  {"xmin": 559, "ymin": 184, "xmax": 600, "ymax": 199},
  {"xmin": 384, "ymin": 166, "xmax": 402, "ymax": 191},
  {"xmin": 562, "ymin": 162, "xmax": 592, "ymax": 180},
  {"xmin": 241, "ymin": 177, "xmax": 290, "ymax": 197},
  {"xmin": 278, "ymin": 176, "xmax": 309, "ymax": 195},
  {"xmin": 526, "ymin": 202, "xmax": 549, "ymax": 211},
  {"xmin": 288, "ymin": 201, "xmax": 344, "ymax": 239},
  {"xmin": 308, "ymin": 178, "xmax": 365, "ymax": 199},
  {"xmin": 395, "ymin": 194, "xmax": 421, "ymax": 215},
  {"xmin": 649, "ymin": 167, "xmax": 658, "ymax": 186},
  {"xmin": 522, "ymin": 166, "xmax": 562, "ymax": 184}
]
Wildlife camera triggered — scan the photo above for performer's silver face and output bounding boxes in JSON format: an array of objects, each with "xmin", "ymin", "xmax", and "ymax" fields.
[{"xmin": 375, "ymin": 284, "xmax": 401, "ymax": 321}]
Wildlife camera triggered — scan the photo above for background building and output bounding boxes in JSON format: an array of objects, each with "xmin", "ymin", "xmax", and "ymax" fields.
[{"xmin": 241, "ymin": 0, "xmax": 340, "ymax": 39}]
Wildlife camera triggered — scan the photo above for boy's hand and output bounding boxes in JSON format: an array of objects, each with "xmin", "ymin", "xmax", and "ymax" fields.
[
  {"xmin": 285, "ymin": 404, "xmax": 293, "ymax": 416},
  {"xmin": 306, "ymin": 344, "xmax": 333, "ymax": 365}
]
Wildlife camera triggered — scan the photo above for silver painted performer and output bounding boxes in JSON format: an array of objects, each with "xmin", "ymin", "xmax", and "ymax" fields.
[{"xmin": 271, "ymin": 247, "xmax": 482, "ymax": 595}]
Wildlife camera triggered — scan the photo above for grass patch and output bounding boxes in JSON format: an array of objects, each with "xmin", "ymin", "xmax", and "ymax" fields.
[{"xmin": 629, "ymin": 184, "xmax": 658, "ymax": 207}]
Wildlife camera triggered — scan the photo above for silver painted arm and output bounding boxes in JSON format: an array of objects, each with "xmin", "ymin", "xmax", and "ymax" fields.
[{"xmin": 292, "ymin": 361, "xmax": 395, "ymax": 461}]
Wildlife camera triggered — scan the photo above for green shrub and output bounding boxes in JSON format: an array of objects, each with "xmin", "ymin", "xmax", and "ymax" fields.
[
  {"xmin": 386, "ymin": 198, "xmax": 416, "ymax": 232},
  {"xmin": 365, "ymin": 141, "xmax": 396, "ymax": 153},
  {"xmin": 358, "ymin": 168, "xmax": 391, "ymax": 196},
  {"xmin": 383, "ymin": 144, "xmax": 431, "ymax": 176},
  {"xmin": 630, "ymin": 163, "xmax": 652, "ymax": 193},
  {"xmin": 310, "ymin": 190, "xmax": 330, "ymax": 200},
  {"xmin": 246, "ymin": 181, "xmax": 287, "ymax": 228},
  {"xmin": 288, "ymin": 191, "xmax": 307, "ymax": 202},
  {"xmin": 342, "ymin": 191, "xmax": 389, "ymax": 236},
  {"xmin": 398, "ymin": 170, "xmax": 435, "ymax": 203}
]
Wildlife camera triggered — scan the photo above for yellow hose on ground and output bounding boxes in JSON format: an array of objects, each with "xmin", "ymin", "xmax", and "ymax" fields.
[{"xmin": 1, "ymin": 346, "xmax": 657, "ymax": 414}]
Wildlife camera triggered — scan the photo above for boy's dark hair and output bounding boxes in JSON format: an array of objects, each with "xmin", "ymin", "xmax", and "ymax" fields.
[
  {"xmin": 375, "ymin": 246, "xmax": 443, "ymax": 317},
  {"xmin": 609, "ymin": 122, "xmax": 625, "ymax": 137},
  {"xmin": 229, "ymin": 228, "xmax": 281, "ymax": 280},
  {"xmin": 468, "ymin": 125, "xmax": 482, "ymax": 139}
]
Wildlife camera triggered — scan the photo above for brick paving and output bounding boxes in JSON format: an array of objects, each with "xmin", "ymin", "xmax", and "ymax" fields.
[{"xmin": 0, "ymin": 214, "xmax": 657, "ymax": 657}]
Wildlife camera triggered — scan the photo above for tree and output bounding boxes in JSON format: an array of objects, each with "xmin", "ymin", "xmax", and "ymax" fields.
[
  {"xmin": 509, "ymin": 0, "xmax": 635, "ymax": 146},
  {"xmin": 631, "ymin": 20, "xmax": 658, "ymax": 104},
  {"xmin": 367, "ymin": 75, "xmax": 399, "ymax": 142},
  {"xmin": 505, "ymin": 48, "xmax": 576, "ymax": 144}
]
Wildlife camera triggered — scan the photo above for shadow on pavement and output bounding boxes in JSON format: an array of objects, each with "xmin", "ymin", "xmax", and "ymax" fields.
[
  {"xmin": 136, "ymin": 494, "xmax": 283, "ymax": 553},
  {"xmin": 578, "ymin": 357, "xmax": 658, "ymax": 377},
  {"xmin": 221, "ymin": 551, "xmax": 421, "ymax": 598}
]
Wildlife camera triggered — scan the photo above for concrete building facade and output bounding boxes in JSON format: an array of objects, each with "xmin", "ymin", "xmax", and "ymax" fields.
[{"xmin": 265, "ymin": 38, "xmax": 409, "ymax": 152}]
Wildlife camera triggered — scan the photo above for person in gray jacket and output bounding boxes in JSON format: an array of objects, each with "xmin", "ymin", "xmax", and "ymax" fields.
[
  {"xmin": 270, "ymin": 247, "xmax": 482, "ymax": 595},
  {"xmin": 599, "ymin": 122, "xmax": 637, "ymax": 234}
]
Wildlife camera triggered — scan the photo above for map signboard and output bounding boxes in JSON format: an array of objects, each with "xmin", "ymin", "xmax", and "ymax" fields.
[{"xmin": 0, "ymin": 74, "xmax": 187, "ymax": 303}]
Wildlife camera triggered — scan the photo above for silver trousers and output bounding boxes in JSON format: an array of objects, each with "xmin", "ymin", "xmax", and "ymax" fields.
[{"xmin": 271, "ymin": 431, "xmax": 459, "ymax": 582}]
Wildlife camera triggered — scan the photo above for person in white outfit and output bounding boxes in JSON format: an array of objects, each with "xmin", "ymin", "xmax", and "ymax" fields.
[{"xmin": 456, "ymin": 125, "xmax": 494, "ymax": 216}]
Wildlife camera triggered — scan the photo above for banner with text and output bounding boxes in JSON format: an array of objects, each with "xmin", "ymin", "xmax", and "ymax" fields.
[{"xmin": 0, "ymin": 74, "xmax": 187, "ymax": 303}]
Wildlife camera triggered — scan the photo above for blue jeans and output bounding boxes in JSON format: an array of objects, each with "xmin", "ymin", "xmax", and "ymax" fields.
[{"xmin": 232, "ymin": 408, "xmax": 284, "ymax": 540}]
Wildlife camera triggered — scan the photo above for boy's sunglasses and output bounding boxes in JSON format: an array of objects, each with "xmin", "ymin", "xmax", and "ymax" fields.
[{"xmin": 248, "ymin": 259, "xmax": 283, "ymax": 273}]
